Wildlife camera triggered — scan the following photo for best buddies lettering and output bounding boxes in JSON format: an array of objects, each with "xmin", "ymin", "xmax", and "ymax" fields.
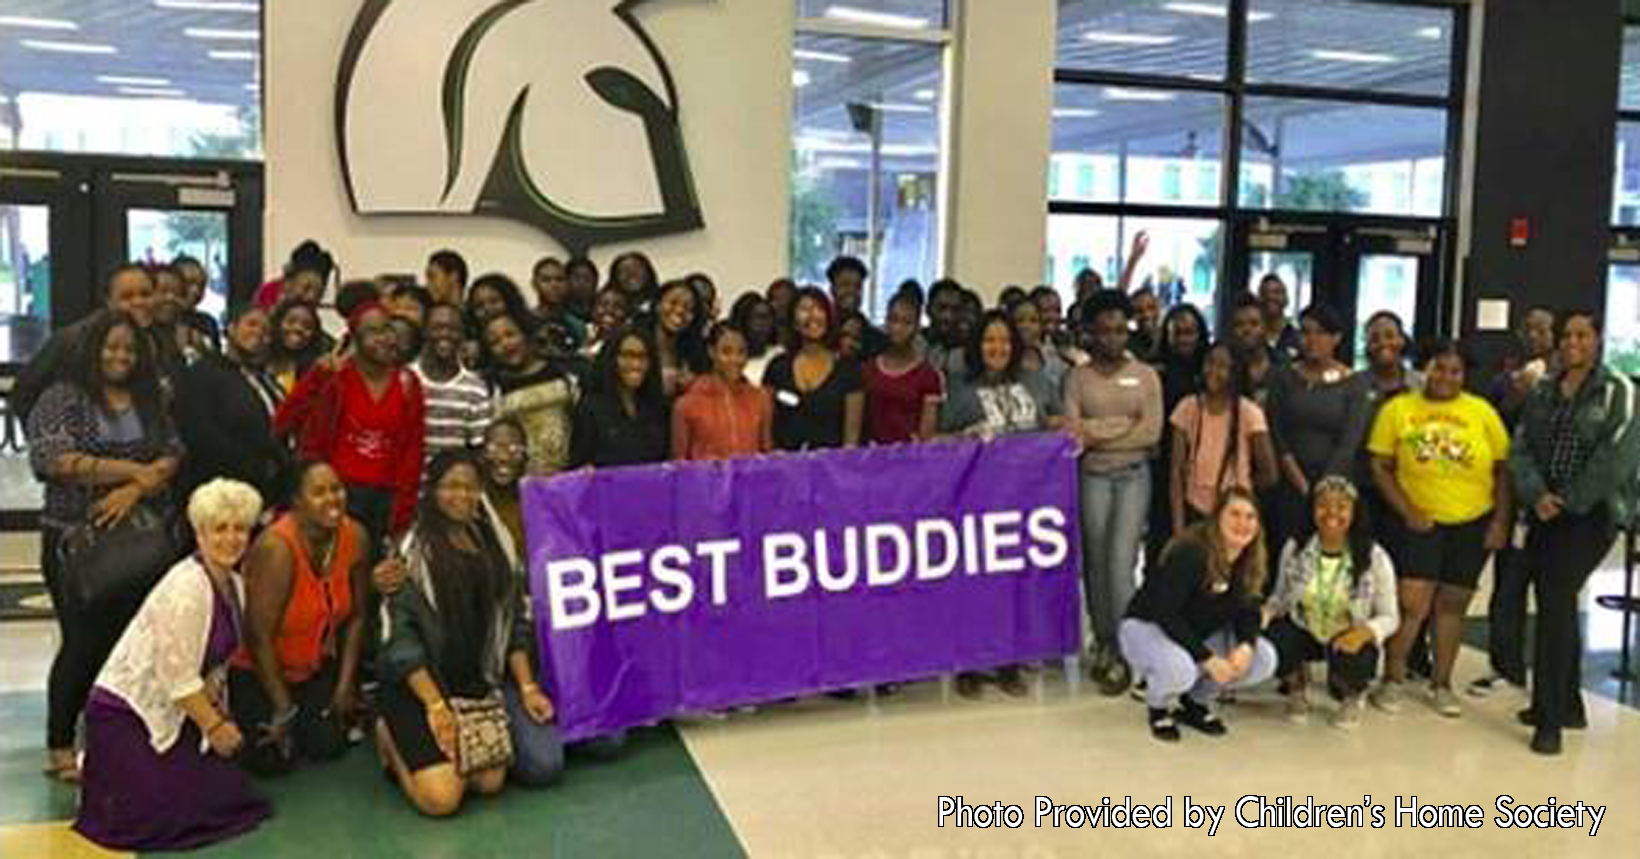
[
  {"xmin": 543, "ymin": 508, "xmax": 1071, "ymax": 628},
  {"xmin": 522, "ymin": 435, "xmax": 1083, "ymax": 739}
]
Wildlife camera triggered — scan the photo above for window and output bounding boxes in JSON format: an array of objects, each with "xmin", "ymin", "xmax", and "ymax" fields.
[
  {"xmin": 1076, "ymin": 164, "xmax": 1096, "ymax": 197},
  {"xmin": 1239, "ymin": 98, "xmax": 1447, "ymax": 217},
  {"xmin": 1248, "ymin": 0, "xmax": 1454, "ymax": 97},
  {"xmin": 1056, "ymin": 0, "xmax": 1228, "ymax": 82},
  {"xmin": 1608, "ymin": 25, "xmax": 1640, "ymax": 364},
  {"xmin": 1047, "ymin": 214, "xmax": 1222, "ymax": 316},
  {"xmin": 0, "ymin": 3, "xmax": 261, "ymax": 158},
  {"xmin": 798, "ymin": 0, "xmax": 948, "ymax": 29},
  {"xmin": 791, "ymin": 4, "xmax": 951, "ymax": 319},
  {"xmin": 1048, "ymin": 162, "xmax": 1062, "ymax": 197},
  {"xmin": 1049, "ymin": 83, "xmax": 1227, "ymax": 207}
]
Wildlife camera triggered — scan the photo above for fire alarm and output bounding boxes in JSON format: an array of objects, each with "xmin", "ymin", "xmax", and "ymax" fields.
[{"xmin": 1509, "ymin": 217, "xmax": 1530, "ymax": 248}]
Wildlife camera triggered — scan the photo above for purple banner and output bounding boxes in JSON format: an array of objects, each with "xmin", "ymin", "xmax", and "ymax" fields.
[{"xmin": 522, "ymin": 433, "xmax": 1083, "ymax": 740}]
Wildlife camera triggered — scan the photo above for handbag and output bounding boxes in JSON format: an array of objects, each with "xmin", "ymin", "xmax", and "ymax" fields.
[
  {"xmin": 59, "ymin": 502, "xmax": 180, "ymax": 612},
  {"xmin": 449, "ymin": 693, "xmax": 514, "ymax": 776}
]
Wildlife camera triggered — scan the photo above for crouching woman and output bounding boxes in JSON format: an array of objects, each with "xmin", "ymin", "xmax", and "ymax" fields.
[
  {"xmin": 1119, "ymin": 488, "xmax": 1278, "ymax": 741},
  {"xmin": 374, "ymin": 451, "xmax": 563, "ymax": 816},
  {"xmin": 1264, "ymin": 476, "xmax": 1399, "ymax": 729}
]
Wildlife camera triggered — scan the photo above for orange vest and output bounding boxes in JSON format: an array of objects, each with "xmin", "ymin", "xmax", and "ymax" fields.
[{"xmin": 232, "ymin": 514, "xmax": 359, "ymax": 683}]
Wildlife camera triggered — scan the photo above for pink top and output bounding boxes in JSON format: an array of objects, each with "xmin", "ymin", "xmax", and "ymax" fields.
[{"xmin": 1170, "ymin": 395, "xmax": 1268, "ymax": 515}]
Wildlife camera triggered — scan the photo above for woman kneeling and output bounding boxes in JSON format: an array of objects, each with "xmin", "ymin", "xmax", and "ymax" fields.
[
  {"xmin": 75, "ymin": 479, "xmax": 270, "ymax": 851},
  {"xmin": 1120, "ymin": 488, "xmax": 1278, "ymax": 741},
  {"xmin": 1264, "ymin": 476, "xmax": 1399, "ymax": 730},
  {"xmin": 376, "ymin": 451, "xmax": 562, "ymax": 816}
]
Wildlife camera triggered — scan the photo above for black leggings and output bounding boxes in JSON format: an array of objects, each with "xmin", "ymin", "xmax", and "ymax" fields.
[
  {"xmin": 44, "ymin": 526, "xmax": 147, "ymax": 750},
  {"xmin": 1525, "ymin": 508, "xmax": 1614, "ymax": 730},
  {"xmin": 228, "ymin": 661, "xmax": 349, "ymax": 776}
]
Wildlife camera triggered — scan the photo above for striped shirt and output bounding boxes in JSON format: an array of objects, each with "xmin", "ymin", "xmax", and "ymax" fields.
[{"xmin": 413, "ymin": 361, "xmax": 495, "ymax": 465}]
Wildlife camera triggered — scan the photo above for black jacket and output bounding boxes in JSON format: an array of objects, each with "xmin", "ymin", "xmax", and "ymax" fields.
[{"xmin": 172, "ymin": 351, "xmax": 288, "ymax": 500}]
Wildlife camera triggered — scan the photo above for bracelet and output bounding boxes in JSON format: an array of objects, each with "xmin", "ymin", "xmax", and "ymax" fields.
[
  {"xmin": 520, "ymin": 681, "xmax": 541, "ymax": 694},
  {"xmin": 426, "ymin": 699, "xmax": 449, "ymax": 714},
  {"xmin": 268, "ymin": 704, "xmax": 300, "ymax": 730}
]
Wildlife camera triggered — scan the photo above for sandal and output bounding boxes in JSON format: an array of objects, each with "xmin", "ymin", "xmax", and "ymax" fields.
[{"xmin": 42, "ymin": 753, "xmax": 80, "ymax": 783}]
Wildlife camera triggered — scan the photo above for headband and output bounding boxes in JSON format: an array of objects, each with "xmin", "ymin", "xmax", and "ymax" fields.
[{"xmin": 1313, "ymin": 475, "xmax": 1359, "ymax": 502}]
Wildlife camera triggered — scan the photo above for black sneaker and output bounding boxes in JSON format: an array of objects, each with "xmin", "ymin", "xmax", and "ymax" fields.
[
  {"xmin": 996, "ymin": 667, "xmax": 1029, "ymax": 699},
  {"xmin": 1094, "ymin": 657, "xmax": 1132, "ymax": 697},
  {"xmin": 1529, "ymin": 726, "xmax": 1563, "ymax": 756},
  {"xmin": 955, "ymin": 672, "xmax": 985, "ymax": 699},
  {"xmin": 1175, "ymin": 698, "xmax": 1229, "ymax": 737},
  {"xmin": 1517, "ymin": 708, "xmax": 1587, "ymax": 730},
  {"xmin": 1147, "ymin": 707, "xmax": 1181, "ymax": 742}
]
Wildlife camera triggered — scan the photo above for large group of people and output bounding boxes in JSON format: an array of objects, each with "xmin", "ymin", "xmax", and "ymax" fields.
[{"xmin": 15, "ymin": 236, "xmax": 1638, "ymax": 852}]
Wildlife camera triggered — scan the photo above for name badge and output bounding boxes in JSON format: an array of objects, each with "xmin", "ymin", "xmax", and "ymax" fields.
[
  {"xmin": 776, "ymin": 390, "xmax": 801, "ymax": 407},
  {"xmin": 1117, "ymin": 376, "xmax": 1140, "ymax": 388},
  {"xmin": 1322, "ymin": 368, "xmax": 1343, "ymax": 384}
]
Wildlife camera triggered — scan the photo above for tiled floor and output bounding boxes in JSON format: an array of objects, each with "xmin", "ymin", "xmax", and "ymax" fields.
[{"xmin": 1, "ymin": 561, "xmax": 1637, "ymax": 857}]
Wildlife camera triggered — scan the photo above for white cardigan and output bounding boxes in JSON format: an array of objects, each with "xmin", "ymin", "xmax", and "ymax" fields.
[{"xmin": 94, "ymin": 557, "xmax": 232, "ymax": 754}]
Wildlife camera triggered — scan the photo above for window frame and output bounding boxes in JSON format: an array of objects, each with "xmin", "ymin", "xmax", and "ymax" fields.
[
  {"xmin": 1048, "ymin": 0, "xmax": 1469, "ymax": 325},
  {"xmin": 792, "ymin": 3, "xmax": 956, "ymax": 315}
]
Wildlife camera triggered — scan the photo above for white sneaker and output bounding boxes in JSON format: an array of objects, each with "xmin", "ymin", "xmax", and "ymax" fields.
[
  {"xmin": 1284, "ymin": 690, "xmax": 1311, "ymax": 724},
  {"xmin": 1369, "ymin": 680, "xmax": 1404, "ymax": 714},
  {"xmin": 1331, "ymin": 696, "xmax": 1364, "ymax": 730},
  {"xmin": 1432, "ymin": 686, "xmax": 1463, "ymax": 718}
]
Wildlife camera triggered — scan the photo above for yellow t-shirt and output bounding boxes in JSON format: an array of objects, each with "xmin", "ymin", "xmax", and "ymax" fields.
[{"xmin": 1367, "ymin": 391, "xmax": 1510, "ymax": 524}]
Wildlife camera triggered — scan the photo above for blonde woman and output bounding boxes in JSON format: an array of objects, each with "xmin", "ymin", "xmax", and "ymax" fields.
[{"xmin": 75, "ymin": 479, "xmax": 270, "ymax": 851}]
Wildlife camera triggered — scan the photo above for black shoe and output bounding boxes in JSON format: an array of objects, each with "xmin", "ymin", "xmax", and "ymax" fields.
[
  {"xmin": 996, "ymin": 667, "xmax": 1029, "ymax": 699},
  {"xmin": 1530, "ymin": 726, "xmax": 1563, "ymax": 756},
  {"xmin": 1147, "ymin": 707, "xmax": 1180, "ymax": 742},
  {"xmin": 1516, "ymin": 708, "xmax": 1587, "ymax": 730},
  {"xmin": 1175, "ymin": 698, "xmax": 1229, "ymax": 737},
  {"xmin": 825, "ymin": 689, "xmax": 861, "ymax": 701},
  {"xmin": 955, "ymin": 673, "xmax": 985, "ymax": 699},
  {"xmin": 874, "ymin": 682, "xmax": 902, "ymax": 697},
  {"xmin": 1094, "ymin": 657, "xmax": 1132, "ymax": 697}
]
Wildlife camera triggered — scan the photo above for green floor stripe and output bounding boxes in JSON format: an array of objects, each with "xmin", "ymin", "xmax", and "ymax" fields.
[
  {"xmin": 0, "ymin": 693, "xmax": 77, "ymax": 825},
  {"xmin": 0, "ymin": 693, "xmax": 743, "ymax": 857}
]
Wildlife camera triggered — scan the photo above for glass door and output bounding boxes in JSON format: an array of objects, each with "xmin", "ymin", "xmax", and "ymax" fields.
[{"xmin": 1229, "ymin": 217, "xmax": 1444, "ymax": 364}]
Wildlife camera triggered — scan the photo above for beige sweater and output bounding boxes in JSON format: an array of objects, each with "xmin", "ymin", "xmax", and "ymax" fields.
[{"xmin": 1063, "ymin": 359, "xmax": 1163, "ymax": 473}]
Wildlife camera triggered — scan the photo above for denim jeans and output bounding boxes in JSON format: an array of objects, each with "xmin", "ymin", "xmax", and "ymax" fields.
[
  {"xmin": 1119, "ymin": 619, "xmax": 1279, "ymax": 709},
  {"xmin": 1079, "ymin": 462, "xmax": 1151, "ymax": 649}
]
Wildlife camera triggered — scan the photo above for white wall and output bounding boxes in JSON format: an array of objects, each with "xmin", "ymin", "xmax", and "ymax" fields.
[
  {"xmin": 943, "ymin": 0, "xmax": 1055, "ymax": 303},
  {"xmin": 266, "ymin": 0, "xmax": 793, "ymax": 294}
]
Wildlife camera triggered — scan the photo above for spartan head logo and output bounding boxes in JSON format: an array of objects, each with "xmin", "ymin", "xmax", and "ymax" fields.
[{"xmin": 336, "ymin": 0, "xmax": 704, "ymax": 254}]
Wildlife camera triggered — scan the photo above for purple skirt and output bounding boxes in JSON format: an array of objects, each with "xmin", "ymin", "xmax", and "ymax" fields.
[{"xmin": 74, "ymin": 691, "xmax": 271, "ymax": 852}]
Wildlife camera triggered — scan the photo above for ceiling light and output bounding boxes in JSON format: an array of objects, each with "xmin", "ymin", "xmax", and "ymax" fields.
[
  {"xmin": 794, "ymin": 48, "xmax": 851, "ymax": 63},
  {"xmin": 184, "ymin": 27, "xmax": 259, "ymax": 41},
  {"xmin": 0, "ymin": 16, "xmax": 79, "ymax": 30},
  {"xmin": 1163, "ymin": 3, "xmax": 1271, "ymax": 22},
  {"xmin": 21, "ymin": 39, "xmax": 116, "ymax": 54},
  {"xmin": 824, "ymin": 5, "xmax": 929, "ymax": 29},
  {"xmin": 914, "ymin": 88, "xmax": 936, "ymax": 101},
  {"xmin": 1311, "ymin": 49, "xmax": 1398, "ymax": 64},
  {"xmin": 98, "ymin": 75, "xmax": 172, "ymax": 87},
  {"xmin": 792, "ymin": 69, "xmax": 811, "ymax": 87},
  {"xmin": 1084, "ymin": 32, "xmax": 1178, "ymax": 46},
  {"xmin": 1103, "ymin": 87, "xmax": 1175, "ymax": 102},
  {"xmin": 868, "ymin": 102, "xmax": 931, "ymax": 113},
  {"xmin": 208, "ymin": 49, "xmax": 257, "ymax": 61},
  {"xmin": 817, "ymin": 157, "xmax": 865, "ymax": 170},
  {"xmin": 1053, "ymin": 108, "xmax": 1101, "ymax": 119},
  {"xmin": 245, "ymin": 82, "xmax": 260, "ymax": 91},
  {"xmin": 156, "ymin": 0, "xmax": 258, "ymax": 9},
  {"xmin": 1416, "ymin": 26, "xmax": 1443, "ymax": 39},
  {"xmin": 119, "ymin": 86, "xmax": 188, "ymax": 98}
]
